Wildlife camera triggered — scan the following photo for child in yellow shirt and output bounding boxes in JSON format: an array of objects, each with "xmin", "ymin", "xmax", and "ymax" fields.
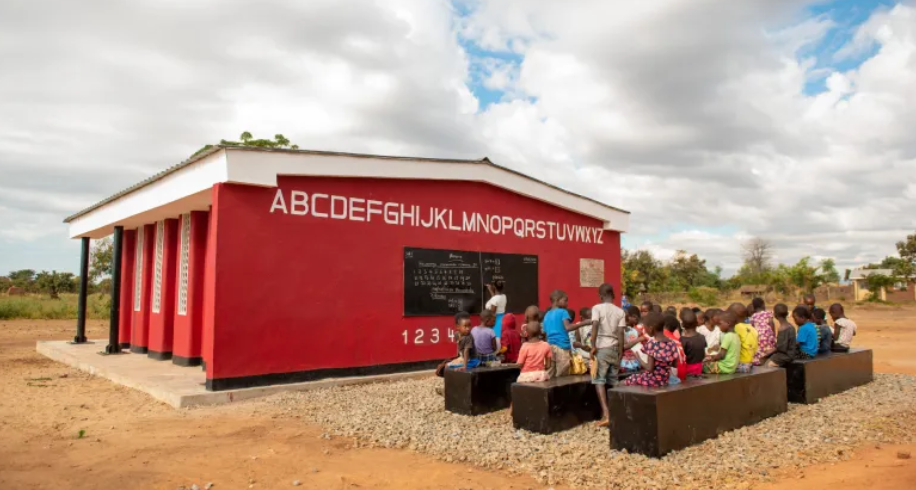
[{"xmin": 729, "ymin": 303, "xmax": 758, "ymax": 373}]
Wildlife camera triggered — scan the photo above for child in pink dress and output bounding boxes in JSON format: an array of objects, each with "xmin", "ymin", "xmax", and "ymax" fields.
[{"xmin": 516, "ymin": 322, "xmax": 553, "ymax": 383}]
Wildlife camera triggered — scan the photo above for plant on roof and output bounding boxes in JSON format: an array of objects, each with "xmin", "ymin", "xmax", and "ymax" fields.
[{"xmin": 189, "ymin": 132, "xmax": 299, "ymax": 159}]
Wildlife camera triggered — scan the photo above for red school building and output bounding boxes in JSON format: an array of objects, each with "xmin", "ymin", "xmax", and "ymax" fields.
[{"xmin": 65, "ymin": 147, "xmax": 630, "ymax": 391}]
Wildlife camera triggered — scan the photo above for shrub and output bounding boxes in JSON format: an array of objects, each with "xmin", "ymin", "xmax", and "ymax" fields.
[
  {"xmin": 0, "ymin": 293, "xmax": 110, "ymax": 320},
  {"xmin": 688, "ymin": 286, "xmax": 719, "ymax": 306}
]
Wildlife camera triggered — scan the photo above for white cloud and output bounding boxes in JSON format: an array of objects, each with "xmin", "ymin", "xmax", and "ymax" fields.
[{"xmin": 1, "ymin": 0, "xmax": 915, "ymax": 277}]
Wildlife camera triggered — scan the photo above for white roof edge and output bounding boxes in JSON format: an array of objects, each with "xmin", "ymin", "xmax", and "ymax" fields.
[{"xmin": 67, "ymin": 147, "xmax": 629, "ymax": 238}]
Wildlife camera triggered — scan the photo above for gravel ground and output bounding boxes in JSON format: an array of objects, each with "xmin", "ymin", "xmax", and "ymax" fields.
[{"xmin": 269, "ymin": 374, "xmax": 916, "ymax": 490}]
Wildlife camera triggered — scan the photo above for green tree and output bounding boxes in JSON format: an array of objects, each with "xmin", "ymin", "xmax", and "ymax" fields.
[
  {"xmin": 895, "ymin": 232, "xmax": 916, "ymax": 280},
  {"xmin": 622, "ymin": 250, "xmax": 665, "ymax": 296},
  {"xmin": 788, "ymin": 256, "xmax": 822, "ymax": 292},
  {"xmin": 819, "ymin": 258, "xmax": 840, "ymax": 284},
  {"xmin": 864, "ymin": 272, "xmax": 897, "ymax": 301},
  {"xmin": 35, "ymin": 271, "xmax": 76, "ymax": 299},
  {"xmin": 89, "ymin": 237, "xmax": 113, "ymax": 285},
  {"xmin": 8, "ymin": 269, "xmax": 36, "ymax": 291},
  {"xmin": 191, "ymin": 132, "xmax": 300, "ymax": 159}
]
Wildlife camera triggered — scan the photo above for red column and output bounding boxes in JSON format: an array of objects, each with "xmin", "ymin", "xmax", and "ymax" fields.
[
  {"xmin": 172, "ymin": 211, "xmax": 209, "ymax": 366},
  {"xmin": 147, "ymin": 218, "xmax": 179, "ymax": 360},
  {"xmin": 118, "ymin": 230, "xmax": 136, "ymax": 348},
  {"xmin": 202, "ymin": 192, "xmax": 220, "ymax": 384},
  {"xmin": 130, "ymin": 224, "xmax": 155, "ymax": 353}
]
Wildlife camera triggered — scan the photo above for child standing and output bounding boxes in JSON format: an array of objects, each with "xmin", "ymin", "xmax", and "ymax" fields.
[
  {"xmin": 679, "ymin": 309, "xmax": 707, "ymax": 377},
  {"xmin": 730, "ymin": 303, "xmax": 758, "ymax": 373},
  {"xmin": 765, "ymin": 303, "xmax": 796, "ymax": 367},
  {"xmin": 589, "ymin": 283, "xmax": 627, "ymax": 427},
  {"xmin": 812, "ymin": 307, "xmax": 833, "ymax": 354},
  {"xmin": 829, "ymin": 303, "xmax": 857, "ymax": 351},
  {"xmin": 793, "ymin": 306, "xmax": 818, "ymax": 359},
  {"xmin": 749, "ymin": 298, "xmax": 776, "ymax": 366},
  {"xmin": 703, "ymin": 311, "xmax": 740, "ymax": 375},
  {"xmin": 543, "ymin": 290, "xmax": 593, "ymax": 377},
  {"xmin": 471, "ymin": 310, "xmax": 499, "ymax": 365},
  {"xmin": 623, "ymin": 312, "xmax": 679, "ymax": 387},
  {"xmin": 485, "ymin": 280, "xmax": 507, "ymax": 337},
  {"xmin": 516, "ymin": 323, "xmax": 552, "ymax": 383}
]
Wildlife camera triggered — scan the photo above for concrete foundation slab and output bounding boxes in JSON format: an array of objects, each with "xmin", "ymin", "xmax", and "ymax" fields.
[{"xmin": 37, "ymin": 339, "xmax": 433, "ymax": 409}]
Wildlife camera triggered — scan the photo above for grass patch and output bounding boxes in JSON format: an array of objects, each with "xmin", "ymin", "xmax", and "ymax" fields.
[{"xmin": 0, "ymin": 293, "xmax": 110, "ymax": 320}]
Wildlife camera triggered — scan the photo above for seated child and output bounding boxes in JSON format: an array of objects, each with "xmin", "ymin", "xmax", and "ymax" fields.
[
  {"xmin": 813, "ymin": 307, "xmax": 833, "ymax": 354},
  {"xmin": 499, "ymin": 314, "xmax": 522, "ymax": 363},
  {"xmin": 516, "ymin": 322, "xmax": 552, "ymax": 383},
  {"xmin": 624, "ymin": 312, "xmax": 679, "ymax": 387},
  {"xmin": 571, "ymin": 307, "xmax": 593, "ymax": 360},
  {"xmin": 663, "ymin": 314, "xmax": 687, "ymax": 384},
  {"xmin": 442, "ymin": 312, "xmax": 480, "ymax": 372},
  {"xmin": 829, "ymin": 303, "xmax": 857, "ymax": 351},
  {"xmin": 621, "ymin": 305, "xmax": 643, "ymax": 372},
  {"xmin": 729, "ymin": 303, "xmax": 758, "ymax": 373},
  {"xmin": 472, "ymin": 310, "xmax": 499, "ymax": 365},
  {"xmin": 703, "ymin": 311, "xmax": 740, "ymax": 375},
  {"xmin": 679, "ymin": 310, "xmax": 707, "ymax": 377},
  {"xmin": 520, "ymin": 305, "xmax": 541, "ymax": 340},
  {"xmin": 697, "ymin": 308, "xmax": 722, "ymax": 356},
  {"xmin": 793, "ymin": 306, "xmax": 818, "ymax": 359},
  {"xmin": 766, "ymin": 303, "xmax": 796, "ymax": 367}
]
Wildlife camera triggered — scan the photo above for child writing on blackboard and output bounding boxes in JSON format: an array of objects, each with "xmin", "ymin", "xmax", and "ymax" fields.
[{"xmin": 485, "ymin": 279, "xmax": 508, "ymax": 337}]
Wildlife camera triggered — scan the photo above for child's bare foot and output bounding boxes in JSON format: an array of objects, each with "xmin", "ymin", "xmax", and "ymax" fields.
[{"xmin": 595, "ymin": 419, "xmax": 609, "ymax": 428}]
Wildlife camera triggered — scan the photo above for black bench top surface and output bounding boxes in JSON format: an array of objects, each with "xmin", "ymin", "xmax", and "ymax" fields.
[
  {"xmin": 791, "ymin": 347, "xmax": 871, "ymax": 364},
  {"xmin": 609, "ymin": 366, "xmax": 783, "ymax": 396},
  {"xmin": 514, "ymin": 374, "xmax": 592, "ymax": 389},
  {"xmin": 461, "ymin": 365, "xmax": 521, "ymax": 375}
]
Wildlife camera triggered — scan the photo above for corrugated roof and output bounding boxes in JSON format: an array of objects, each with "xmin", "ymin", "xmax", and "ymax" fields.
[{"xmin": 63, "ymin": 145, "xmax": 630, "ymax": 223}]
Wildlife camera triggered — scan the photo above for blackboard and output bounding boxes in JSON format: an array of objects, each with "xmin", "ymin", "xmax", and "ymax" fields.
[
  {"xmin": 481, "ymin": 252, "xmax": 539, "ymax": 314},
  {"xmin": 403, "ymin": 247, "xmax": 539, "ymax": 317},
  {"xmin": 403, "ymin": 248, "xmax": 483, "ymax": 317}
]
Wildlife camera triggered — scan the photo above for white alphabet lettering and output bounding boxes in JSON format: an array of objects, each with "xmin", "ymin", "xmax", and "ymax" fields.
[
  {"xmin": 501, "ymin": 216, "xmax": 513, "ymax": 235},
  {"xmin": 400, "ymin": 204, "xmax": 415, "ymax": 226},
  {"xmin": 290, "ymin": 191, "xmax": 309, "ymax": 216},
  {"xmin": 448, "ymin": 210, "xmax": 461, "ymax": 231},
  {"xmin": 420, "ymin": 208, "xmax": 434, "ymax": 228},
  {"xmin": 311, "ymin": 193, "xmax": 328, "ymax": 218},
  {"xmin": 524, "ymin": 219, "xmax": 536, "ymax": 238},
  {"xmin": 384, "ymin": 202, "xmax": 398, "ymax": 224},
  {"xmin": 349, "ymin": 198, "xmax": 366, "ymax": 221},
  {"xmin": 490, "ymin": 215, "xmax": 502, "ymax": 234},
  {"xmin": 535, "ymin": 221, "xmax": 546, "ymax": 239},
  {"xmin": 547, "ymin": 222, "xmax": 557, "ymax": 239},
  {"xmin": 330, "ymin": 195, "xmax": 347, "ymax": 219},
  {"xmin": 463, "ymin": 212, "xmax": 477, "ymax": 232},
  {"xmin": 513, "ymin": 218, "xmax": 525, "ymax": 238},
  {"xmin": 269, "ymin": 189, "xmax": 288, "ymax": 214},
  {"xmin": 434, "ymin": 208, "xmax": 448, "ymax": 229},
  {"xmin": 557, "ymin": 223, "xmax": 567, "ymax": 241},
  {"xmin": 366, "ymin": 200, "xmax": 382, "ymax": 222},
  {"xmin": 477, "ymin": 214, "xmax": 490, "ymax": 233},
  {"xmin": 595, "ymin": 229, "xmax": 605, "ymax": 244}
]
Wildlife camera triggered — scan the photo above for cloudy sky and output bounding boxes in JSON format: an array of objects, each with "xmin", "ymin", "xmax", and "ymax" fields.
[{"xmin": 1, "ymin": 0, "xmax": 915, "ymax": 276}]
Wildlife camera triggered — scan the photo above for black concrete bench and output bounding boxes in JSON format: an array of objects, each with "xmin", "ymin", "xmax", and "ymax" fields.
[
  {"xmin": 511, "ymin": 374, "xmax": 604, "ymax": 434},
  {"xmin": 444, "ymin": 365, "xmax": 521, "ymax": 415},
  {"xmin": 785, "ymin": 348, "xmax": 873, "ymax": 404},
  {"xmin": 608, "ymin": 367, "xmax": 787, "ymax": 457}
]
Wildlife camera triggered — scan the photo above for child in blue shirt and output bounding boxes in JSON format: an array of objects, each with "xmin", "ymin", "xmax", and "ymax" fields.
[
  {"xmin": 543, "ymin": 289, "xmax": 593, "ymax": 378},
  {"xmin": 812, "ymin": 307, "xmax": 833, "ymax": 354},
  {"xmin": 792, "ymin": 306, "xmax": 818, "ymax": 359}
]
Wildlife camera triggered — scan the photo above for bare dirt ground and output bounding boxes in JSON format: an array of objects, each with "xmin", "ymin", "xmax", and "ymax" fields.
[{"xmin": 1, "ymin": 306, "xmax": 914, "ymax": 490}]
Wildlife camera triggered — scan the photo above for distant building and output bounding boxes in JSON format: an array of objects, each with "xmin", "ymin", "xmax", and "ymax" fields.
[
  {"xmin": 848, "ymin": 268, "xmax": 913, "ymax": 302},
  {"xmin": 738, "ymin": 284, "xmax": 767, "ymax": 297}
]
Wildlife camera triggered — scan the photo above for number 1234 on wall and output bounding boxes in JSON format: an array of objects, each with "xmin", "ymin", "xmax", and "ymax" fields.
[{"xmin": 401, "ymin": 326, "xmax": 458, "ymax": 345}]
